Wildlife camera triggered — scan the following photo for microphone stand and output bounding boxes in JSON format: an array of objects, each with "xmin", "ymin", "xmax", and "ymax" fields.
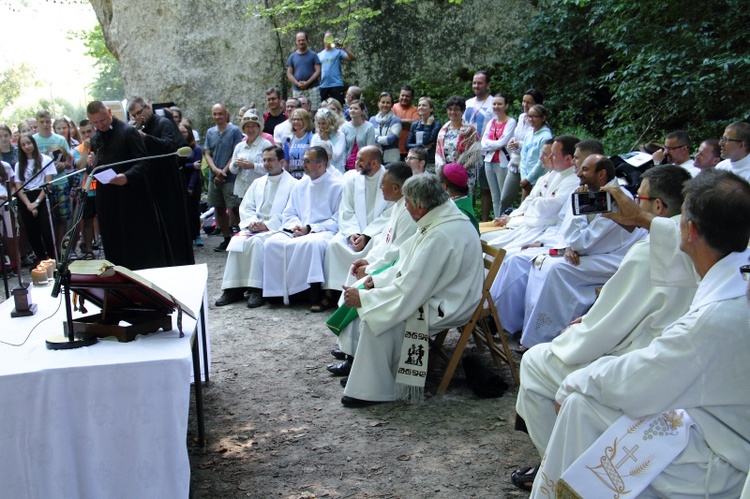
[
  {"xmin": 45, "ymin": 146, "xmax": 193, "ymax": 349},
  {"xmin": 46, "ymin": 170, "xmax": 98, "ymax": 349},
  {"xmin": 1, "ymin": 160, "xmax": 57, "ymax": 317},
  {"xmin": 1, "ymin": 179, "xmax": 12, "ymax": 299}
]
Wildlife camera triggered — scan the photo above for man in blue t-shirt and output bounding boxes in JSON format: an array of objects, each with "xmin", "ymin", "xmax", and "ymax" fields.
[
  {"xmin": 318, "ymin": 31, "xmax": 356, "ymax": 105},
  {"xmin": 204, "ymin": 103, "xmax": 244, "ymax": 252},
  {"xmin": 286, "ymin": 32, "xmax": 322, "ymax": 112}
]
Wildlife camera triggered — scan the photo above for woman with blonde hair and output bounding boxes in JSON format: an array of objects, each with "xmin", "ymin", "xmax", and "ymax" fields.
[
  {"xmin": 284, "ymin": 108, "xmax": 314, "ymax": 179},
  {"xmin": 323, "ymin": 97, "xmax": 345, "ymax": 125},
  {"xmin": 311, "ymin": 107, "xmax": 346, "ymax": 173}
]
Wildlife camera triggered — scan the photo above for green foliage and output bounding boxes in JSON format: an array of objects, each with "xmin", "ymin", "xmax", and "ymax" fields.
[
  {"xmin": 514, "ymin": 0, "xmax": 750, "ymax": 152},
  {"xmin": 0, "ymin": 64, "xmax": 39, "ymax": 111},
  {"xmin": 250, "ymin": 0, "xmax": 381, "ymax": 39},
  {"xmin": 71, "ymin": 25, "xmax": 124, "ymax": 101},
  {"xmin": 252, "ymin": 0, "xmax": 462, "ymax": 38},
  {"xmin": 3, "ymin": 97, "xmax": 85, "ymax": 128}
]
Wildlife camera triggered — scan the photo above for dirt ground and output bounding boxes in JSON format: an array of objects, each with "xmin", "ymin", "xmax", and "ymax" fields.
[
  {"xmin": 1, "ymin": 234, "xmax": 538, "ymax": 498},
  {"xmin": 186, "ymin": 234, "xmax": 538, "ymax": 499}
]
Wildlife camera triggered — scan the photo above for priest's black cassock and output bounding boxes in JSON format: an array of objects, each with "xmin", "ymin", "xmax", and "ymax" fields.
[
  {"xmin": 140, "ymin": 111, "xmax": 195, "ymax": 265},
  {"xmin": 90, "ymin": 117, "xmax": 168, "ymax": 270}
]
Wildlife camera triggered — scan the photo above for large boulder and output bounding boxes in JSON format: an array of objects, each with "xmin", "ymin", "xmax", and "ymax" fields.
[{"xmin": 89, "ymin": 0, "xmax": 527, "ymax": 134}]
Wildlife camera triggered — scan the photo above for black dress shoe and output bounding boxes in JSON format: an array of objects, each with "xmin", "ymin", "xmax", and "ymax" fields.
[
  {"xmin": 246, "ymin": 290, "xmax": 264, "ymax": 308},
  {"xmin": 341, "ymin": 396, "xmax": 384, "ymax": 408},
  {"xmin": 340, "ymin": 376, "xmax": 348, "ymax": 388},
  {"xmin": 326, "ymin": 356, "xmax": 352, "ymax": 376},
  {"xmin": 214, "ymin": 237, "xmax": 231, "ymax": 252},
  {"xmin": 330, "ymin": 348, "xmax": 347, "ymax": 360},
  {"xmin": 215, "ymin": 288, "xmax": 245, "ymax": 307}
]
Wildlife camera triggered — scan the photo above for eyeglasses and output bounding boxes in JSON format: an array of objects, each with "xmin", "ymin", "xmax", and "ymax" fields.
[
  {"xmin": 405, "ymin": 156, "xmax": 421, "ymax": 161},
  {"xmin": 720, "ymin": 136, "xmax": 742, "ymax": 144},
  {"xmin": 635, "ymin": 195, "xmax": 667, "ymax": 209},
  {"xmin": 131, "ymin": 107, "xmax": 147, "ymax": 118},
  {"xmin": 302, "ymin": 158, "xmax": 320, "ymax": 164},
  {"xmin": 664, "ymin": 144, "xmax": 687, "ymax": 151},
  {"xmin": 741, "ymin": 265, "xmax": 750, "ymax": 281}
]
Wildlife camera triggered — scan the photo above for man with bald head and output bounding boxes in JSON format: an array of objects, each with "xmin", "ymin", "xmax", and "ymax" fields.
[
  {"xmin": 322, "ymin": 145, "xmax": 393, "ymax": 311},
  {"xmin": 204, "ymin": 103, "xmax": 244, "ymax": 252}
]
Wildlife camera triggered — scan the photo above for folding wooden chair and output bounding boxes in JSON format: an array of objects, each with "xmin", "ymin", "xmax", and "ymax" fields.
[{"xmin": 433, "ymin": 241, "xmax": 519, "ymax": 395}]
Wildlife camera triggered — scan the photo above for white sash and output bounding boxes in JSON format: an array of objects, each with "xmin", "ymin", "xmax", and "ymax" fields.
[
  {"xmin": 394, "ymin": 305, "xmax": 430, "ymax": 404},
  {"xmin": 556, "ymin": 409, "xmax": 696, "ymax": 498}
]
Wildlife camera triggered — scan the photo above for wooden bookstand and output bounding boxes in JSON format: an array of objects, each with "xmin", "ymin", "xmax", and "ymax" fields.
[{"xmin": 66, "ymin": 260, "xmax": 194, "ymax": 343}]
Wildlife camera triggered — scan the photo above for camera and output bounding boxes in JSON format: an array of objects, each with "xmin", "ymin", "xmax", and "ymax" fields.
[{"xmin": 571, "ymin": 190, "xmax": 612, "ymax": 216}]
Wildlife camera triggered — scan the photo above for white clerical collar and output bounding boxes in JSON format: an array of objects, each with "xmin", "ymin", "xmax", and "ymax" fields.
[
  {"xmin": 311, "ymin": 171, "xmax": 329, "ymax": 184},
  {"xmin": 267, "ymin": 172, "xmax": 282, "ymax": 183}
]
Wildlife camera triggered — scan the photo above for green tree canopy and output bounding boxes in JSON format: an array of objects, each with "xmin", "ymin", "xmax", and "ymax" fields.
[
  {"xmin": 72, "ymin": 24, "xmax": 124, "ymax": 101},
  {"xmin": 512, "ymin": 0, "xmax": 750, "ymax": 151}
]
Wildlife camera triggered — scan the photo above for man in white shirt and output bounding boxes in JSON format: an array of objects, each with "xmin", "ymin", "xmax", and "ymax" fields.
[
  {"xmin": 215, "ymin": 145, "xmax": 297, "ymax": 308},
  {"xmin": 272, "ymin": 99, "xmax": 300, "ymax": 145},
  {"xmin": 262, "ymin": 146, "xmax": 343, "ymax": 307},
  {"xmin": 531, "ymin": 169, "xmax": 750, "ymax": 498},
  {"xmin": 491, "ymin": 154, "xmax": 646, "ymax": 341},
  {"xmin": 716, "ymin": 121, "xmax": 750, "ymax": 181},
  {"xmin": 327, "ymin": 162, "xmax": 417, "ymax": 376},
  {"xmin": 693, "ymin": 138, "xmax": 721, "ymax": 171},
  {"xmin": 340, "ymin": 174, "xmax": 483, "ymax": 407},
  {"xmin": 653, "ymin": 130, "xmax": 700, "ymax": 177},
  {"xmin": 482, "ymin": 135, "xmax": 583, "ymax": 251},
  {"xmin": 463, "ymin": 71, "xmax": 495, "ymax": 221},
  {"xmin": 511, "ymin": 165, "xmax": 694, "ymax": 490},
  {"xmin": 323, "ymin": 146, "xmax": 393, "ymax": 303}
]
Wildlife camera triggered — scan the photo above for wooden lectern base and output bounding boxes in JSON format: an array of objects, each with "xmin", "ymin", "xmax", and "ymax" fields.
[
  {"xmin": 11, "ymin": 303, "xmax": 37, "ymax": 317},
  {"xmin": 68, "ymin": 311, "xmax": 173, "ymax": 343}
]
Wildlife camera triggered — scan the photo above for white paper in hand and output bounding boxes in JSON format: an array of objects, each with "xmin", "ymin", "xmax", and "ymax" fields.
[{"xmin": 93, "ymin": 168, "xmax": 118, "ymax": 184}]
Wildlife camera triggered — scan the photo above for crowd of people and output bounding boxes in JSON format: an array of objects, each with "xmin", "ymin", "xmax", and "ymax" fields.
[{"xmin": 2, "ymin": 28, "xmax": 750, "ymax": 497}]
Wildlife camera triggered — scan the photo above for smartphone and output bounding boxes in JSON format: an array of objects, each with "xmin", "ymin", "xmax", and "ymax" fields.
[{"xmin": 571, "ymin": 190, "xmax": 612, "ymax": 216}]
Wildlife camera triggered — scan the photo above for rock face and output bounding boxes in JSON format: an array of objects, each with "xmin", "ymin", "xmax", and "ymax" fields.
[{"xmin": 89, "ymin": 0, "xmax": 527, "ymax": 134}]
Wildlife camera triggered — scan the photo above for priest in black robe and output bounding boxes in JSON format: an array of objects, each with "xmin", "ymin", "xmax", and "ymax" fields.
[
  {"xmin": 86, "ymin": 100, "xmax": 168, "ymax": 270},
  {"xmin": 129, "ymin": 97, "xmax": 194, "ymax": 266}
]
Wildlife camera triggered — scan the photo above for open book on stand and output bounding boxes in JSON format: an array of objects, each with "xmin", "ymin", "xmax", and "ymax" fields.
[{"xmin": 67, "ymin": 260, "xmax": 196, "ymax": 342}]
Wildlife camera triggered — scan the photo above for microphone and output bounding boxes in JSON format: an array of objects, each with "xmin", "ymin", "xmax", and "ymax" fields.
[{"xmin": 46, "ymin": 147, "xmax": 194, "ymax": 186}]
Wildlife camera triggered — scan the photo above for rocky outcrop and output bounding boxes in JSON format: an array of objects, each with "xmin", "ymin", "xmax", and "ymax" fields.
[{"xmin": 89, "ymin": 0, "xmax": 527, "ymax": 134}]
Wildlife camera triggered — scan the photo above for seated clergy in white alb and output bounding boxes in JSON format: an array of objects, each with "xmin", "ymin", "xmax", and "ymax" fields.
[
  {"xmin": 339, "ymin": 174, "xmax": 483, "ymax": 408},
  {"xmin": 324, "ymin": 145, "xmax": 393, "ymax": 294},
  {"xmin": 262, "ymin": 146, "xmax": 344, "ymax": 307},
  {"xmin": 717, "ymin": 121, "xmax": 750, "ymax": 181},
  {"xmin": 531, "ymin": 169, "xmax": 750, "ymax": 499},
  {"xmin": 482, "ymin": 136, "xmax": 583, "ymax": 251},
  {"xmin": 327, "ymin": 162, "xmax": 417, "ymax": 372},
  {"xmin": 515, "ymin": 165, "xmax": 694, "ymax": 467},
  {"xmin": 215, "ymin": 145, "xmax": 297, "ymax": 308},
  {"xmin": 520, "ymin": 155, "xmax": 659, "ymax": 347},
  {"xmin": 491, "ymin": 154, "xmax": 646, "ymax": 341}
]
